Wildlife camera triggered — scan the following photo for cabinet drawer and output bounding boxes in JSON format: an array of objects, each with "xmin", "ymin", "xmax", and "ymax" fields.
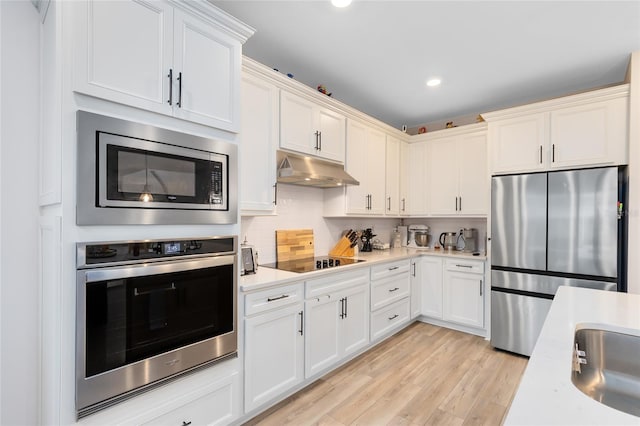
[
  {"xmin": 370, "ymin": 297, "xmax": 410, "ymax": 341},
  {"xmin": 245, "ymin": 283, "xmax": 304, "ymax": 316},
  {"xmin": 445, "ymin": 258, "xmax": 485, "ymax": 274},
  {"xmin": 370, "ymin": 274, "xmax": 410, "ymax": 311},
  {"xmin": 306, "ymin": 268, "xmax": 369, "ymax": 299},
  {"xmin": 370, "ymin": 259, "xmax": 410, "ymax": 281},
  {"xmin": 141, "ymin": 372, "xmax": 238, "ymax": 426}
]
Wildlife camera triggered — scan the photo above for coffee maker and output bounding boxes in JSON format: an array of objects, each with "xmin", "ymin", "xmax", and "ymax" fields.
[
  {"xmin": 460, "ymin": 228, "xmax": 477, "ymax": 252},
  {"xmin": 360, "ymin": 228, "xmax": 376, "ymax": 252}
]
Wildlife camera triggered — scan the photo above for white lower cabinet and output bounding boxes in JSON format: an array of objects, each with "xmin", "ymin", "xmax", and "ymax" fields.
[
  {"xmin": 370, "ymin": 260, "xmax": 411, "ymax": 341},
  {"xmin": 442, "ymin": 259, "xmax": 485, "ymax": 329},
  {"xmin": 244, "ymin": 283, "xmax": 304, "ymax": 412},
  {"xmin": 141, "ymin": 373, "xmax": 239, "ymax": 426},
  {"xmin": 420, "ymin": 256, "xmax": 444, "ymax": 319},
  {"xmin": 305, "ymin": 269, "xmax": 370, "ymax": 378}
]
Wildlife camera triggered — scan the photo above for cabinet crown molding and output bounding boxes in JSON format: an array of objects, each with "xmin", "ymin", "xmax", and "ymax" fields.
[
  {"xmin": 242, "ymin": 56, "xmax": 408, "ymax": 139},
  {"xmin": 410, "ymin": 122, "xmax": 487, "ymax": 143},
  {"xmin": 170, "ymin": 0, "xmax": 255, "ymax": 43},
  {"xmin": 482, "ymin": 83, "xmax": 630, "ymax": 122}
]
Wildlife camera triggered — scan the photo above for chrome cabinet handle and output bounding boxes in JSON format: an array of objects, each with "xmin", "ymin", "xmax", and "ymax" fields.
[
  {"xmin": 552, "ymin": 144, "xmax": 555, "ymax": 162},
  {"xmin": 344, "ymin": 297, "xmax": 348, "ymax": 318},
  {"xmin": 480, "ymin": 279, "xmax": 483, "ymax": 296},
  {"xmin": 455, "ymin": 264, "xmax": 473, "ymax": 269},
  {"xmin": 314, "ymin": 131, "xmax": 320, "ymax": 150},
  {"xmin": 273, "ymin": 183, "xmax": 278, "ymax": 205},
  {"xmin": 267, "ymin": 294, "xmax": 289, "ymax": 302},
  {"xmin": 167, "ymin": 69, "xmax": 173, "ymax": 105},
  {"xmin": 455, "ymin": 197, "xmax": 458, "ymax": 211},
  {"xmin": 539, "ymin": 145, "xmax": 543, "ymax": 164},
  {"xmin": 412, "ymin": 262, "xmax": 416, "ymax": 277},
  {"xmin": 388, "ymin": 266, "xmax": 399, "ymax": 271},
  {"xmin": 339, "ymin": 297, "xmax": 345, "ymax": 319},
  {"xmin": 182, "ymin": 421, "xmax": 192, "ymax": 426},
  {"xmin": 387, "ymin": 196, "xmax": 391, "ymax": 211},
  {"xmin": 318, "ymin": 131, "xmax": 322, "ymax": 151},
  {"xmin": 388, "ymin": 287, "xmax": 400, "ymax": 292},
  {"xmin": 401, "ymin": 198, "xmax": 406, "ymax": 212},
  {"xmin": 388, "ymin": 314, "xmax": 399, "ymax": 320},
  {"xmin": 177, "ymin": 72, "xmax": 182, "ymax": 108},
  {"xmin": 459, "ymin": 196, "xmax": 462, "ymax": 211},
  {"xmin": 298, "ymin": 310, "xmax": 304, "ymax": 335}
]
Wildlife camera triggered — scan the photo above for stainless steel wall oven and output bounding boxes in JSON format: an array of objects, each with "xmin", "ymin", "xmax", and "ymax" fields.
[
  {"xmin": 75, "ymin": 236, "xmax": 237, "ymax": 418},
  {"xmin": 76, "ymin": 111, "xmax": 238, "ymax": 225}
]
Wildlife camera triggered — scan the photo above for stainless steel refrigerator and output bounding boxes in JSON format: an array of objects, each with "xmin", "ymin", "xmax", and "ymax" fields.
[{"xmin": 490, "ymin": 166, "xmax": 627, "ymax": 356}]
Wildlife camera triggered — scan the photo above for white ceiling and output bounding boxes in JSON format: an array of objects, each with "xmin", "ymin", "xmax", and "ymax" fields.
[{"xmin": 212, "ymin": 1, "xmax": 640, "ymax": 130}]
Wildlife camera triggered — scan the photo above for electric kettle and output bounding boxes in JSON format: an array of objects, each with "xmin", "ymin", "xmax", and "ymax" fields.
[{"xmin": 439, "ymin": 232, "xmax": 457, "ymax": 250}]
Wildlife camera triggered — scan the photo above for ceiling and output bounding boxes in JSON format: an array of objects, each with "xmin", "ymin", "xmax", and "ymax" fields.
[{"xmin": 212, "ymin": 1, "xmax": 640, "ymax": 130}]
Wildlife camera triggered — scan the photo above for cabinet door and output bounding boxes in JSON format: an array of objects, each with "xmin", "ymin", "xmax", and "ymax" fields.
[
  {"xmin": 429, "ymin": 137, "xmax": 459, "ymax": 215},
  {"xmin": 345, "ymin": 120, "xmax": 370, "ymax": 214},
  {"xmin": 240, "ymin": 74, "xmax": 278, "ymax": 214},
  {"xmin": 280, "ymin": 91, "xmax": 316, "ymax": 156},
  {"xmin": 367, "ymin": 128, "xmax": 387, "ymax": 215},
  {"xmin": 405, "ymin": 142, "xmax": 428, "ymax": 215},
  {"xmin": 410, "ymin": 259, "xmax": 421, "ymax": 319},
  {"xmin": 305, "ymin": 296, "xmax": 340, "ymax": 378},
  {"xmin": 421, "ymin": 257, "xmax": 443, "ymax": 319},
  {"xmin": 385, "ymin": 136, "xmax": 401, "ymax": 216},
  {"xmin": 458, "ymin": 132, "xmax": 488, "ymax": 215},
  {"xmin": 339, "ymin": 285, "xmax": 370, "ymax": 357},
  {"xmin": 173, "ymin": 9, "xmax": 241, "ymax": 131},
  {"xmin": 549, "ymin": 97, "xmax": 628, "ymax": 169},
  {"xmin": 317, "ymin": 108, "xmax": 346, "ymax": 163},
  {"xmin": 74, "ymin": 0, "xmax": 173, "ymax": 114},
  {"xmin": 490, "ymin": 113, "xmax": 547, "ymax": 174},
  {"xmin": 443, "ymin": 271, "xmax": 484, "ymax": 328},
  {"xmin": 244, "ymin": 304, "xmax": 304, "ymax": 412}
]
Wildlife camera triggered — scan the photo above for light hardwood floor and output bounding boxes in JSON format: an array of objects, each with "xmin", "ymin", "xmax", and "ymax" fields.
[{"xmin": 245, "ymin": 322, "xmax": 528, "ymax": 426}]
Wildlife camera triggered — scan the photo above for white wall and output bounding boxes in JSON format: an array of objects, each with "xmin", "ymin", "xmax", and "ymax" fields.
[
  {"xmin": 0, "ymin": 1, "xmax": 42, "ymax": 424},
  {"xmin": 241, "ymin": 184, "xmax": 486, "ymax": 264}
]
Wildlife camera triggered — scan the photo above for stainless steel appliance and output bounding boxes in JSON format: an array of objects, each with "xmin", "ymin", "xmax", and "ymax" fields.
[
  {"xmin": 75, "ymin": 236, "xmax": 237, "ymax": 418},
  {"xmin": 459, "ymin": 228, "xmax": 477, "ymax": 253},
  {"xmin": 408, "ymin": 225, "xmax": 430, "ymax": 248},
  {"xmin": 77, "ymin": 111, "xmax": 237, "ymax": 225},
  {"xmin": 491, "ymin": 167, "xmax": 626, "ymax": 356},
  {"xmin": 261, "ymin": 256, "xmax": 364, "ymax": 273}
]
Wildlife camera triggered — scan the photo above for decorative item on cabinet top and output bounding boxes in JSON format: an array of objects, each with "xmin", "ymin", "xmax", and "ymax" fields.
[{"xmin": 277, "ymin": 150, "xmax": 359, "ymax": 188}]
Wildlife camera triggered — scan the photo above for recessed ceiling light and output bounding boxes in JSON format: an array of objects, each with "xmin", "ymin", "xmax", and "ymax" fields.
[
  {"xmin": 331, "ymin": 0, "xmax": 352, "ymax": 7},
  {"xmin": 426, "ymin": 78, "xmax": 441, "ymax": 87}
]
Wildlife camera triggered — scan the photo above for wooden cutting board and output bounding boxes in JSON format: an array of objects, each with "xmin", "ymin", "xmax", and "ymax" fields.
[{"xmin": 276, "ymin": 229, "xmax": 314, "ymax": 262}]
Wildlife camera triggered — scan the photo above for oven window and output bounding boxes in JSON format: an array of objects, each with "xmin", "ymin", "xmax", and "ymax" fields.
[
  {"xmin": 105, "ymin": 144, "xmax": 213, "ymax": 204},
  {"xmin": 85, "ymin": 265, "xmax": 234, "ymax": 378}
]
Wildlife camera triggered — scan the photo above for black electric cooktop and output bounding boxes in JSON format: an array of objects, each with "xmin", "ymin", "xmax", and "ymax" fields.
[{"xmin": 261, "ymin": 256, "xmax": 365, "ymax": 273}]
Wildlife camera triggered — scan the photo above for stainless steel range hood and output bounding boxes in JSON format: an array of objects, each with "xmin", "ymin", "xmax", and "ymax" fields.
[{"xmin": 277, "ymin": 151, "xmax": 359, "ymax": 188}]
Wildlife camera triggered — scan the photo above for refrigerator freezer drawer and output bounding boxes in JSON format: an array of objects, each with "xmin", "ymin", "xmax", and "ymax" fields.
[
  {"xmin": 491, "ymin": 290, "xmax": 552, "ymax": 356},
  {"xmin": 491, "ymin": 270, "xmax": 617, "ymax": 296}
]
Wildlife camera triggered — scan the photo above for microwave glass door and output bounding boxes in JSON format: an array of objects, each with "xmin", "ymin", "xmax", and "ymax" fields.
[
  {"xmin": 98, "ymin": 132, "xmax": 227, "ymax": 210},
  {"xmin": 84, "ymin": 264, "xmax": 234, "ymax": 378}
]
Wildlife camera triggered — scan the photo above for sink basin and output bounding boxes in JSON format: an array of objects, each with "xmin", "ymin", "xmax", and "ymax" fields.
[{"xmin": 571, "ymin": 327, "xmax": 640, "ymax": 417}]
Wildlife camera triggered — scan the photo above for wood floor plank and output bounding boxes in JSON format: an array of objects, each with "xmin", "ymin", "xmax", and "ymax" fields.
[{"xmin": 244, "ymin": 322, "xmax": 528, "ymax": 426}]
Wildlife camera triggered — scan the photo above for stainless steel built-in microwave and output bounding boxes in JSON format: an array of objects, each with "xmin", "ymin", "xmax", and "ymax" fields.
[{"xmin": 77, "ymin": 111, "xmax": 237, "ymax": 225}]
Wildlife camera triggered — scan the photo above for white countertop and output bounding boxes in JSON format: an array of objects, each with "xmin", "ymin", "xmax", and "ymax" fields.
[
  {"xmin": 505, "ymin": 286, "xmax": 640, "ymax": 425},
  {"xmin": 240, "ymin": 247, "xmax": 486, "ymax": 292}
]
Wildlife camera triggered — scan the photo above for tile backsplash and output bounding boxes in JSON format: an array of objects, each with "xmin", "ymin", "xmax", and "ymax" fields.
[{"xmin": 241, "ymin": 184, "xmax": 487, "ymax": 264}]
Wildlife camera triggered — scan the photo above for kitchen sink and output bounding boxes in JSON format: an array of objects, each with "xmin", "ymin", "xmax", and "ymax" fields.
[{"xmin": 571, "ymin": 326, "xmax": 640, "ymax": 417}]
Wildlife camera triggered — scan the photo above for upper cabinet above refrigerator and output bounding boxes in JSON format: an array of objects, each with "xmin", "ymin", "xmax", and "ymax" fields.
[{"xmin": 484, "ymin": 84, "xmax": 629, "ymax": 175}]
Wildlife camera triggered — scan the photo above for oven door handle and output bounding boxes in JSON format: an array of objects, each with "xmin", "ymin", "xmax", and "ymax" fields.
[
  {"xmin": 134, "ymin": 282, "xmax": 176, "ymax": 296},
  {"xmin": 82, "ymin": 255, "xmax": 235, "ymax": 283}
]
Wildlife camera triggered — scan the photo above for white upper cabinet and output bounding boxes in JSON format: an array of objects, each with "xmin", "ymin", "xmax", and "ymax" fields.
[
  {"xmin": 385, "ymin": 136, "xmax": 401, "ymax": 216},
  {"xmin": 280, "ymin": 90, "xmax": 346, "ymax": 163},
  {"xmin": 344, "ymin": 120, "xmax": 386, "ymax": 215},
  {"xmin": 485, "ymin": 85, "xmax": 629, "ymax": 174},
  {"xmin": 426, "ymin": 125, "xmax": 488, "ymax": 216},
  {"xmin": 73, "ymin": 0, "xmax": 252, "ymax": 131},
  {"xmin": 240, "ymin": 72, "xmax": 278, "ymax": 214},
  {"xmin": 402, "ymin": 141, "xmax": 429, "ymax": 216}
]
